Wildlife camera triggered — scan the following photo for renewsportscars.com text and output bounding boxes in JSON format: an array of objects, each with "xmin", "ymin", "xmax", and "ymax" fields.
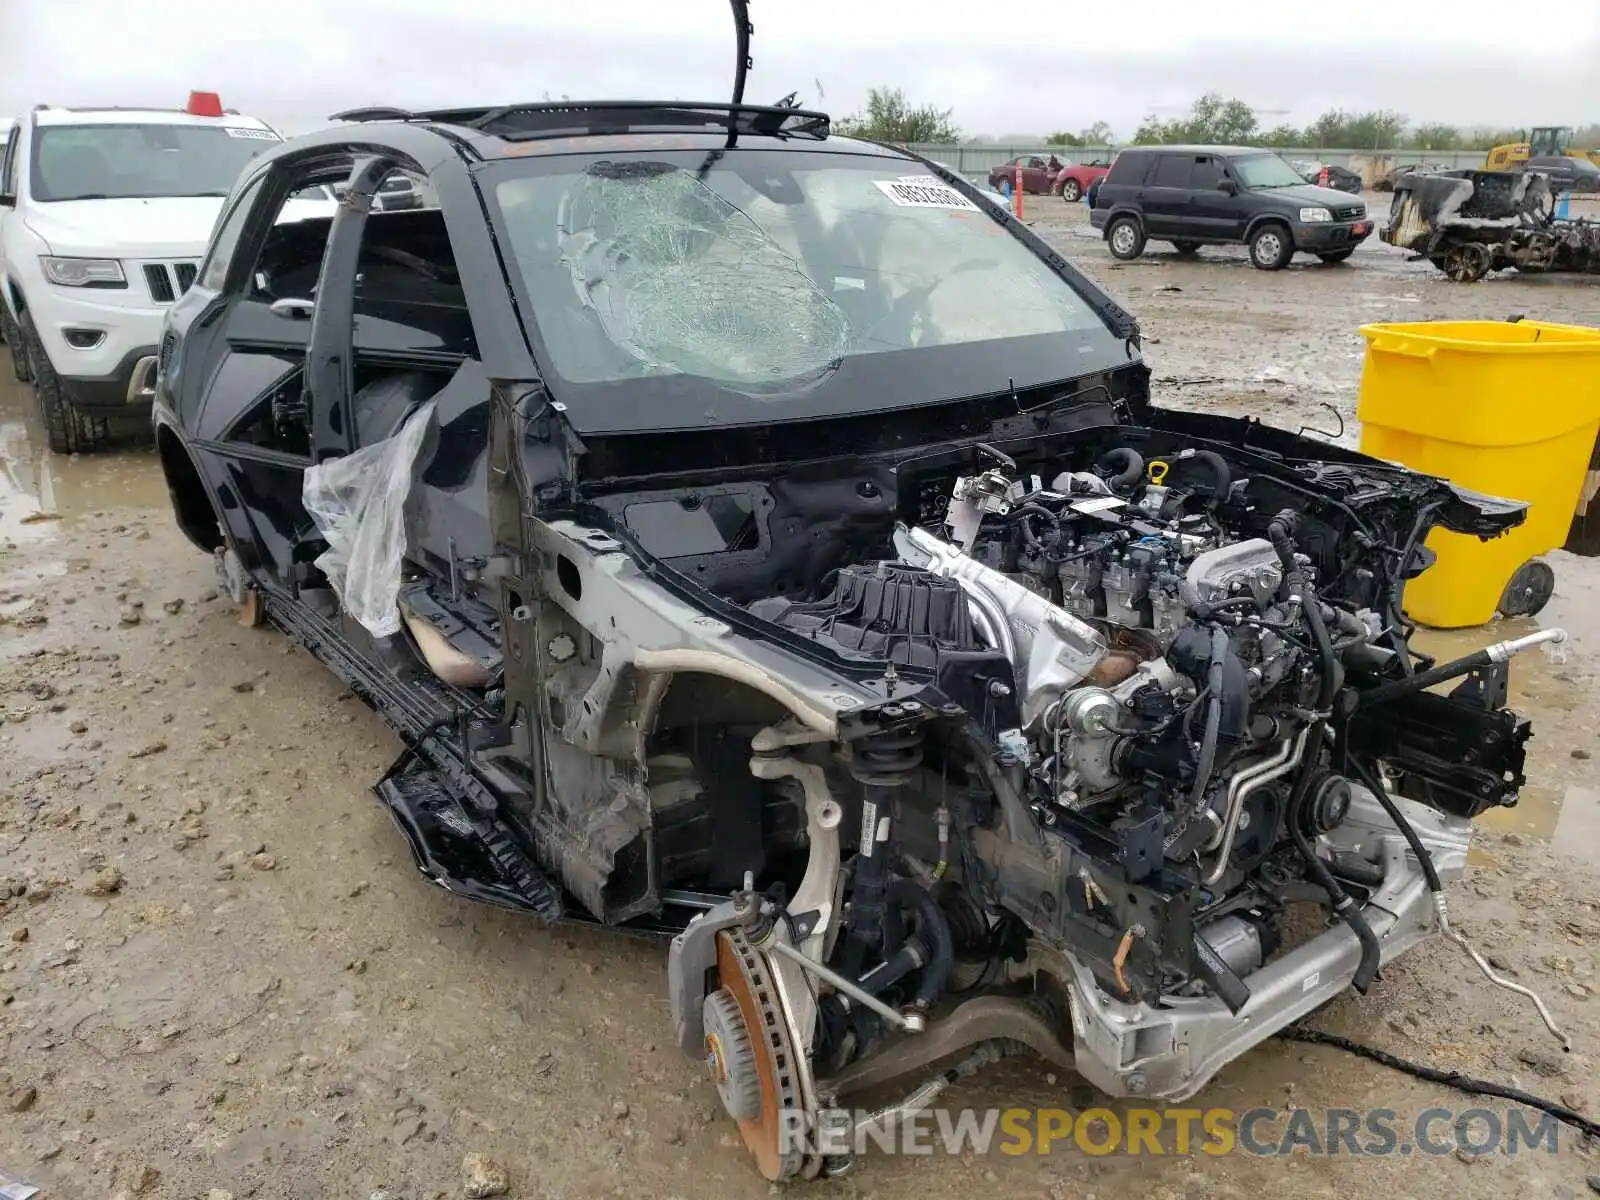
[{"xmin": 783, "ymin": 1105, "xmax": 1562, "ymax": 1159}]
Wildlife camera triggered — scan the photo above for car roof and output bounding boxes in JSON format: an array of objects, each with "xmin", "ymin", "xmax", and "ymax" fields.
[
  {"xmin": 32, "ymin": 107, "xmax": 274, "ymax": 130},
  {"xmin": 295, "ymin": 101, "xmax": 913, "ymax": 166},
  {"xmin": 1124, "ymin": 144, "xmax": 1274, "ymax": 157}
]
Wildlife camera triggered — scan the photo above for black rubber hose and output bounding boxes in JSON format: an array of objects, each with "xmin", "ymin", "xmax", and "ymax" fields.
[
  {"xmin": 1267, "ymin": 516, "xmax": 1342, "ymax": 710},
  {"xmin": 1008, "ymin": 504, "xmax": 1059, "ymax": 554},
  {"xmin": 1286, "ymin": 723, "xmax": 1382, "ymax": 993},
  {"xmin": 1096, "ymin": 447, "xmax": 1144, "ymax": 493},
  {"xmin": 1176, "ymin": 448, "xmax": 1231, "ymax": 509},
  {"xmin": 856, "ymin": 938, "xmax": 927, "ymax": 997},
  {"xmin": 1167, "ymin": 626, "xmax": 1251, "ymax": 811},
  {"xmin": 1346, "ymin": 755, "xmax": 1443, "ymax": 893},
  {"xmin": 1190, "ymin": 628, "xmax": 1227, "ymax": 813},
  {"xmin": 1327, "ymin": 852, "xmax": 1386, "ymax": 888},
  {"xmin": 1356, "ymin": 646, "xmax": 1494, "ymax": 709},
  {"xmin": 888, "ymin": 877, "xmax": 954, "ymax": 1010}
]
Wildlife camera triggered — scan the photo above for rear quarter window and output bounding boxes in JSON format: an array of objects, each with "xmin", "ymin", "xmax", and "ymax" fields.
[{"xmin": 1106, "ymin": 152, "xmax": 1151, "ymax": 185}]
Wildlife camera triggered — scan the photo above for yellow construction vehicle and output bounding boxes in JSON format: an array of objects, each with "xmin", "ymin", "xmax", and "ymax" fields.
[{"xmin": 1485, "ymin": 126, "xmax": 1600, "ymax": 170}]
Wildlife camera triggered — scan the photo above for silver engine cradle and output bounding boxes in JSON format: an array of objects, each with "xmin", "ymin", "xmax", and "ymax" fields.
[{"xmin": 1060, "ymin": 784, "xmax": 1470, "ymax": 1100}]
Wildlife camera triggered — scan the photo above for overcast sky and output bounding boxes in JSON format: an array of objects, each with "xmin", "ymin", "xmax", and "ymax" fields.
[{"xmin": 3, "ymin": 0, "xmax": 1597, "ymax": 140}]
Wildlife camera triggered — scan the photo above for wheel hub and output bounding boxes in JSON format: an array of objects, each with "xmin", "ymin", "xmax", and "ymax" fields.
[
  {"xmin": 702, "ymin": 987, "xmax": 761, "ymax": 1121},
  {"xmin": 1444, "ymin": 243, "xmax": 1491, "ymax": 283},
  {"xmin": 711, "ymin": 927, "xmax": 809, "ymax": 1181},
  {"xmin": 1499, "ymin": 559, "xmax": 1555, "ymax": 618}
]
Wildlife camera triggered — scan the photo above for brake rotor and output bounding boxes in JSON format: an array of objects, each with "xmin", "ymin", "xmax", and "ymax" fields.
[{"xmin": 710, "ymin": 927, "xmax": 806, "ymax": 1182}]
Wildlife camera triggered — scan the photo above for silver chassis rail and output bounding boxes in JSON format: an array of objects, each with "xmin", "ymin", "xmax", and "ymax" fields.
[{"xmin": 1060, "ymin": 785, "xmax": 1471, "ymax": 1100}]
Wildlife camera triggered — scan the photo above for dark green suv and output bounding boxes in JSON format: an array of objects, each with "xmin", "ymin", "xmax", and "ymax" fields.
[{"xmin": 1090, "ymin": 145, "xmax": 1375, "ymax": 269}]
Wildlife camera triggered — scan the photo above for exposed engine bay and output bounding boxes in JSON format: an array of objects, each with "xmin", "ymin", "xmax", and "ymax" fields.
[{"xmin": 497, "ymin": 417, "xmax": 1559, "ymax": 1179}]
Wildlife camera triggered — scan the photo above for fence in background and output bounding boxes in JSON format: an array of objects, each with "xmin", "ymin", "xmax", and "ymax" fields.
[{"xmin": 909, "ymin": 144, "xmax": 1496, "ymax": 182}]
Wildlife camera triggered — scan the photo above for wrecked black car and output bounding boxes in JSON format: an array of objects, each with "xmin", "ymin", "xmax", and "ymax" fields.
[
  {"xmin": 151, "ymin": 41, "xmax": 1570, "ymax": 1184},
  {"xmin": 1383, "ymin": 167, "xmax": 1600, "ymax": 282}
]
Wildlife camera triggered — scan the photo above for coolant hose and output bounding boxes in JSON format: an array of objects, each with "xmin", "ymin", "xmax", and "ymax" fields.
[
  {"xmin": 1096, "ymin": 447, "xmax": 1144, "ymax": 493},
  {"xmin": 1285, "ymin": 722, "xmax": 1382, "ymax": 993},
  {"xmin": 1167, "ymin": 625, "xmax": 1250, "ymax": 812},
  {"xmin": 888, "ymin": 878, "xmax": 954, "ymax": 1011},
  {"xmin": 1191, "ymin": 628, "xmax": 1227, "ymax": 813},
  {"xmin": 1346, "ymin": 756, "xmax": 1442, "ymax": 893},
  {"xmin": 1267, "ymin": 517, "xmax": 1342, "ymax": 710}
]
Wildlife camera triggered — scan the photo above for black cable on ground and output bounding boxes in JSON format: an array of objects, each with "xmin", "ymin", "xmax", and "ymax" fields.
[{"xmin": 1280, "ymin": 1026, "xmax": 1600, "ymax": 1140}]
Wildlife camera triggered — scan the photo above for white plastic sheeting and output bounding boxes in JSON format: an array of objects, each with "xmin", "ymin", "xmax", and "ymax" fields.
[{"xmin": 301, "ymin": 398, "xmax": 437, "ymax": 638}]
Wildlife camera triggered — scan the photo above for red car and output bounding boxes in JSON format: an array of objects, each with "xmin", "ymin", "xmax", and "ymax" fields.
[
  {"xmin": 986, "ymin": 154, "xmax": 1061, "ymax": 195},
  {"xmin": 1051, "ymin": 159, "xmax": 1111, "ymax": 202}
]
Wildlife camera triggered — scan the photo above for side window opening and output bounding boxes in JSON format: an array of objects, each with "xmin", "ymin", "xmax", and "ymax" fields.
[
  {"xmin": 1189, "ymin": 156, "xmax": 1222, "ymax": 190},
  {"xmin": 1150, "ymin": 155, "xmax": 1189, "ymax": 188},
  {"xmin": 222, "ymin": 364, "xmax": 310, "ymax": 456},
  {"xmin": 344, "ymin": 165, "xmax": 478, "ymax": 447},
  {"xmin": 243, "ymin": 157, "xmax": 356, "ymax": 304},
  {"xmin": 219, "ymin": 163, "xmax": 473, "ymax": 462},
  {"xmin": 350, "ymin": 190, "xmax": 474, "ymax": 361},
  {"xmin": 215, "ymin": 159, "xmax": 353, "ymax": 457}
]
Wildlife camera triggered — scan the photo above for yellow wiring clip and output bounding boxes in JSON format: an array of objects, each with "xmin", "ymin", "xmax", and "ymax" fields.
[{"xmin": 1147, "ymin": 459, "xmax": 1169, "ymax": 485}]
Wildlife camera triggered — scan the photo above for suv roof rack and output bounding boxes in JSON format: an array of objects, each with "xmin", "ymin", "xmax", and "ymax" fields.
[
  {"xmin": 29, "ymin": 104, "xmax": 242, "ymax": 116},
  {"xmin": 328, "ymin": 100, "xmax": 830, "ymax": 142}
]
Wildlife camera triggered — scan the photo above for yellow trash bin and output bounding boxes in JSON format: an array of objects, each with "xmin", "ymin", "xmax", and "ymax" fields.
[{"xmin": 1356, "ymin": 319, "xmax": 1600, "ymax": 629}]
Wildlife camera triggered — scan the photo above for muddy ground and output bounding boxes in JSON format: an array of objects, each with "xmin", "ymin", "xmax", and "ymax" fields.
[{"xmin": 3, "ymin": 195, "xmax": 1600, "ymax": 1200}]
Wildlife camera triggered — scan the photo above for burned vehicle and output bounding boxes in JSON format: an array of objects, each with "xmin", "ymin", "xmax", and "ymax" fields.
[
  {"xmin": 151, "ymin": 21, "xmax": 1570, "ymax": 1183},
  {"xmin": 1382, "ymin": 167, "xmax": 1600, "ymax": 281}
]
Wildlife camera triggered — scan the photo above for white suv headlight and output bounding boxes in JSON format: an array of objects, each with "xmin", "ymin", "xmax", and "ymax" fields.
[
  {"xmin": 39, "ymin": 256, "xmax": 126, "ymax": 287},
  {"xmin": 1298, "ymin": 207, "xmax": 1333, "ymax": 223}
]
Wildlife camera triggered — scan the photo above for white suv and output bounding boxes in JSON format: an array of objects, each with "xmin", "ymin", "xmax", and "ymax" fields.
[{"xmin": 0, "ymin": 95, "xmax": 312, "ymax": 452}]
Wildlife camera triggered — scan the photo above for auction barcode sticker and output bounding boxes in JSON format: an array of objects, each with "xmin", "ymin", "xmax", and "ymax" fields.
[
  {"xmin": 224, "ymin": 127, "xmax": 282, "ymax": 140},
  {"xmin": 874, "ymin": 175, "xmax": 979, "ymax": 211}
]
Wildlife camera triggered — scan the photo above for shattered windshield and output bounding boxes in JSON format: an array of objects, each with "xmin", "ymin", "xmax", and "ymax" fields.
[{"xmin": 485, "ymin": 149, "xmax": 1122, "ymax": 429}]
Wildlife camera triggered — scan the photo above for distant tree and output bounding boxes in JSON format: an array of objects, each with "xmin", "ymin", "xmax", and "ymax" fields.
[
  {"xmin": 1259, "ymin": 124, "xmax": 1303, "ymax": 148},
  {"xmin": 1047, "ymin": 121, "xmax": 1116, "ymax": 147},
  {"xmin": 836, "ymin": 87, "xmax": 959, "ymax": 143},
  {"xmin": 1303, "ymin": 108, "xmax": 1407, "ymax": 148},
  {"xmin": 1572, "ymin": 123, "xmax": 1600, "ymax": 148},
  {"xmin": 1462, "ymin": 126, "xmax": 1531, "ymax": 150},
  {"xmin": 1356, "ymin": 110, "xmax": 1408, "ymax": 149},
  {"xmin": 1134, "ymin": 93, "xmax": 1258, "ymax": 144},
  {"xmin": 1409, "ymin": 123, "xmax": 1461, "ymax": 151}
]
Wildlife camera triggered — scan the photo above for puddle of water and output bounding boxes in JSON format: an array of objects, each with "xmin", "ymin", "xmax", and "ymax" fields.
[
  {"xmin": 1484, "ymin": 783, "xmax": 1600, "ymax": 849},
  {"xmin": 0, "ymin": 377, "xmax": 170, "ymax": 544}
]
